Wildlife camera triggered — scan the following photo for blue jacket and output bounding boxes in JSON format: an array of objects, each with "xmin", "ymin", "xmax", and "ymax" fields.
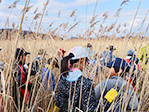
[
  {"xmin": 41, "ymin": 67, "xmax": 55, "ymax": 91},
  {"xmin": 95, "ymin": 76, "xmax": 138, "ymax": 111},
  {"xmin": 100, "ymin": 50, "xmax": 115, "ymax": 64}
]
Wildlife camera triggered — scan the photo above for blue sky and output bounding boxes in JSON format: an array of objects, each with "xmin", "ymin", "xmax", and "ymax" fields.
[{"xmin": 0, "ymin": 0, "xmax": 149, "ymax": 38}]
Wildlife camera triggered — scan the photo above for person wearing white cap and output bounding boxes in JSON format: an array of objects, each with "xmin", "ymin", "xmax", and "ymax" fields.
[{"xmin": 55, "ymin": 46, "xmax": 96, "ymax": 112}]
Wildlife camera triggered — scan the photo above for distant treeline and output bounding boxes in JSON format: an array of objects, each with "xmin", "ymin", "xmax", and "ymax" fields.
[
  {"xmin": 0, "ymin": 29, "xmax": 50, "ymax": 40},
  {"xmin": 0, "ymin": 29, "xmax": 147, "ymax": 40}
]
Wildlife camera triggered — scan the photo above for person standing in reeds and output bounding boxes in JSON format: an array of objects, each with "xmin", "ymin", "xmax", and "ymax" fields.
[
  {"xmin": 12, "ymin": 48, "xmax": 33, "ymax": 110},
  {"xmin": 55, "ymin": 46, "xmax": 96, "ymax": 112},
  {"xmin": 124, "ymin": 49, "xmax": 141, "ymax": 86},
  {"xmin": 95, "ymin": 58, "xmax": 138, "ymax": 112},
  {"xmin": 41, "ymin": 58, "xmax": 59, "ymax": 110},
  {"xmin": 86, "ymin": 43, "xmax": 94, "ymax": 59},
  {"xmin": 56, "ymin": 48, "xmax": 66, "ymax": 67},
  {"xmin": 41, "ymin": 57, "xmax": 59, "ymax": 92},
  {"xmin": 138, "ymin": 43, "xmax": 149, "ymax": 69},
  {"xmin": 100, "ymin": 45, "xmax": 116, "ymax": 73},
  {"xmin": 100, "ymin": 45, "xmax": 116, "ymax": 64},
  {"xmin": 31, "ymin": 49, "xmax": 47, "ymax": 76}
]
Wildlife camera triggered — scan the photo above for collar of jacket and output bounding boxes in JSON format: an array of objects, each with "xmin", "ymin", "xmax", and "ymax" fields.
[
  {"xmin": 62, "ymin": 69, "xmax": 82, "ymax": 81},
  {"xmin": 110, "ymin": 76, "xmax": 123, "ymax": 80}
]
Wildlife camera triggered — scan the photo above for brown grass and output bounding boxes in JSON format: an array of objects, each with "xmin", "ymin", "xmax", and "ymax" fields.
[{"xmin": 0, "ymin": 0, "xmax": 149, "ymax": 111}]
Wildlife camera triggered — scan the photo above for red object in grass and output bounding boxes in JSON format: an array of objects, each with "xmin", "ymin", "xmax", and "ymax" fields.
[{"xmin": 58, "ymin": 49, "xmax": 66, "ymax": 58}]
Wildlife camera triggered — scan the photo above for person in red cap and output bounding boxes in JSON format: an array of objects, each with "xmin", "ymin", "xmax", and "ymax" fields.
[
  {"xmin": 57, "ymin": 49, "xmax": 66, "ymax": 58},
  {"xmin": 56, "ymin": 48, "xmax": 66, "ymax": 69}
]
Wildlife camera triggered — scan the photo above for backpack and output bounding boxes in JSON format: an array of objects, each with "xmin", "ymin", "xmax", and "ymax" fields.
[{"xmin": 31, "ymin": 57, "xmax": 46, "ymax": 75}]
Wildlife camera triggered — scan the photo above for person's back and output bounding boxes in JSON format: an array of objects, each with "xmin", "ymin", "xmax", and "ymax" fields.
[
  {"xmin": 31, "ymin": 49, "xmax": 47, "ymax": 76},
  {"xmin": 101, "ymin": 50, "xmax": 115, "ymax": 63},
  {"xmin": 55, "ymin": 46, "xmax": 96, "ymax": 112},
  {"xmin": 100, "ymin": 45, "xmax": 116, "ymax": 65},
  {"xmin": 125, "ymin": 50, "xmax": 141, "ymax": 86},
  {"xmin": 95, "ymin": 58, "xmax": 138, "ymax": 112},
  {"xmin": 31, "ymin": 56, "xmax": 46, "ymax": 75},
  {"xmin": 95, "ymin": 76, "xmax": 138, "ymax": 111},
  {"xmin": 56, "ymin": 74, "xmax": 95, "ymax": 112}
]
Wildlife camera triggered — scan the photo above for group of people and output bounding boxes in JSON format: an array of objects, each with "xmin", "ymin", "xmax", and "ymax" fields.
[
  {"xmin": 55, "ymin": 45, "xmax": 141, "ymax": 112},
  {"xmin": 11, "ymin": 47, "xmax": 66, "ymax": 111},
  {"xmin": 0, "ymin": 43, "xmax": 148, "ymax": 111}
]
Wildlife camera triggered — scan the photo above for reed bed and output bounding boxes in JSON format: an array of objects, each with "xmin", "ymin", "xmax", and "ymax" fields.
[{"xmin": 0, "ymin": 0, "xmax": 149, "ymax": 111}]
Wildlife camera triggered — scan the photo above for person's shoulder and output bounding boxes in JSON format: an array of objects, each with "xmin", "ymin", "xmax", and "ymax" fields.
[{"xmin": 78, "ymin": 76, "xmax": 93, "ymax": 87}]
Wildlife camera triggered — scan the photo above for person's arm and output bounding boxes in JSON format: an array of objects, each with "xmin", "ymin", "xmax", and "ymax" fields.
[
  {"xmin": 128, "ymin": 91, "xmax": 138, "ymax": 110},
  {"xmin": 55, "ymin": 81, "xmax": 61, "ymax": 108},
  {"xmin": 51, "ymin": 73, "xmax": 55, "ymax": 91},
  {"xmin": 95, "ymin": 80, "xmax": 106, "ymax": 100},
  {"xmin": 138, "ymin": 47, "xmax": 145, "ymax": 60},
  {"xmin": 95, "ymin": 83, "xmax": 101, "ymax": 100}
]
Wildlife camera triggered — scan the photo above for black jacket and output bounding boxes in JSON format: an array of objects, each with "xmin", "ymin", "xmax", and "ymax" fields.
[{"xmin": 55, "ymin": 75, "xmax": 96, "ymax": 112}]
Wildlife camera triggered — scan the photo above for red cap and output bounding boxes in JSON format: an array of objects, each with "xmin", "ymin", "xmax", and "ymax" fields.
[
  {"xmin": 58, "ymin": 49, "xmax": 66, "ymax": 58},
  {"xmin": 60, "ymin": 49, "xmax": 66, "ymax": 54}
]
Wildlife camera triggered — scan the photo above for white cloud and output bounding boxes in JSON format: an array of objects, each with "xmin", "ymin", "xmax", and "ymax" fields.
[{"xmin": 0, "ymin": 0, "xmax": 148, "ymax": 36}]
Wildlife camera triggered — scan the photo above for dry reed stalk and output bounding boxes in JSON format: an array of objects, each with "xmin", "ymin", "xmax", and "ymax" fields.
[
  {"xmin": 1, "ymin": 0, "xmax": 149, "ymax": 111},
  {"xmin": 68, "ymin": 21, "xmax": 80, "ymax": 32},
  {"xmin": 31, "ymin": 34, "xmax": 66, "ymax": 111},
  {"xmin": 85, "ymin": 65, "xmax": 98, "ymax": 112},
  {"xmin": 103, "ymin": 26, "xmax": 108, "ymax": 34},
  {"xmin": 120, "ymin": 0, "xmax": 129, "ymax": 7},
  {"xmin": 34, "ymin": 13, "xmax": 41, "ymax": 20},
  {"xmin": 90, "ymin": 20, "xmax": 100, "ymax": 28},
  {"xmin": 63, "ymin": 22, "xmax": 69, "ymax": 30},
  {"xmin": 4, "ymin": 0, "xmax": 29, "ymax": 111},
  {"xmin": 90, "ymin": 15, "xmax": 98, "ymax": 24},
  {"xmin": 140, "ymin": 9, "xmax": 149, "ymax": 32},
  {"xmin": 37, "ymin": 0, "xmax": 49, "ymax": 34},
  {"xmin": 102, "ymin": 12, "xmax": 108, "ymax": 21},
  {"xmin": 129, "ymin": 0, "xmax": 142, "ymax": 34},
  {"xmin": 95, "ymin": 74, "xmax": 111, "ymax": 112},
  {"xmin": 107, "ymin": 23, "xmax": 115, "ymax": 32},
  {"xmin": 45, "ymin": 36, "xmax": 73, "ymax": 111},
  {"xmin": 118, "ymin": 0, "xmax": 143, "ymax": 74},
  {"xmin": 22, "ymin": 0, "xmax": 50, "ymax": 111},
  {"xmin": 13, "ymin": 0, "xmax": 19, "ymax": 8},
  {"xmin": 92, "ymin": 0, "xmax": 98, "ymax": 19},
  {"xmin": 115, "ymin": 8, "xmax": 123, "ymax": 17},
  {"xmin": 116, "ymin": 24, "xmax": 121, "ymax": 33},
  {"xmin": 70, "ymin": 80, "xmax": 78, "ymax": 112},
  {"xmin": 137, "ymin": 64, "xmax": 149, "ymax": 111},
  {"xmin": 70, "ymin": 9, "xmax": 77, "ymax": 17},
  {"xmin": 33, "ymin": 8, "xmax": 38, "ymax": 14},
  {"xmin": 49, "ymin": 22, "xmax": 54, "ymax": 28}
]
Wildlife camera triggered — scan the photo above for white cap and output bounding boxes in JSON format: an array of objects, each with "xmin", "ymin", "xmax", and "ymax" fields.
[{"xmin": 69, "ymin": 46, "xmax": 89, "ymax": 60}]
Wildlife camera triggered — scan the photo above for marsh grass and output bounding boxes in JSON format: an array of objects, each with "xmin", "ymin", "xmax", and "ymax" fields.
[{"xmin": 0, "ymin": 0, "xmax": 149, "ymax": 111}]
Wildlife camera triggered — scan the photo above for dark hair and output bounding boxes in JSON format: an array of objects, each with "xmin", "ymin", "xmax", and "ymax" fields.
[
  {"xmin": 61, "ymin": 53, "xmax": 89, "ymax": 77},
  {"xmin": 15, "ymin": 48, "xmax": 25, "ymax": 63},
  {"xmin": 60, "ymin": 53, "xmax": 75, "ymax": 77},
  {"xmin": 87, "ymin": 43, "xmax": 92, "ymax": 48},
  {"xmin": 113, "ymin": 66, "xmax": 119, "ymax": 73},
  {"xmin": 47, "ymin": 58, "xmax": 59, "ymax": 68},
  {"xmin": 15, "ymin": 48, "xmax": 30, "ymax": 63},
  {"xmin": 113, "ymin": 66, "xmax": 126, "ymax": 77}
]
